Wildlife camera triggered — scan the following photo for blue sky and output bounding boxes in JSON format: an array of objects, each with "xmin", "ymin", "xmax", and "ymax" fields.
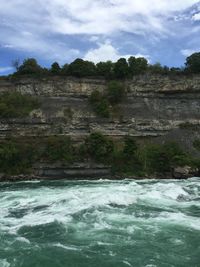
[{"xmin": 0, "ymin": 0, "xmax": 200, "ymax": 74}]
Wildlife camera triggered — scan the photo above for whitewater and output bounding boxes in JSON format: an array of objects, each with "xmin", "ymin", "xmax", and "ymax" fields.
[{"xmin": 0, "ymin": 178, "xmax": 200, "ymax": 267}]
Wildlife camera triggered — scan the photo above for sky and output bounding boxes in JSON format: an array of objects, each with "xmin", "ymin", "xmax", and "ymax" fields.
[{"xmin": 0, "ymin": 0, "xmax": 200, "ymax": 74}]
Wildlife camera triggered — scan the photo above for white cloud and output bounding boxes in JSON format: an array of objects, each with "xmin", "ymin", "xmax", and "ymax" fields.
[
  {"xmin": 84, "ymin": 42, "xmax": 150, "ymax": 63},
  {"xmin": 192, "ymin": 13, "xmax": 200, "ymax": 20},
  {"xmin": 46, "ymin": 0, "xmax": 198, "ymax": 36},
  {"xmin": 0, "ymin": 1, "xmax": 198, "ymax": 37},
  {"xmin": 181, "ymin": 48, "xmax": 199, "ymax": 56},
  {"xmin": 0, "ymin": 0, "xmax": 198, "ymax": 62}
]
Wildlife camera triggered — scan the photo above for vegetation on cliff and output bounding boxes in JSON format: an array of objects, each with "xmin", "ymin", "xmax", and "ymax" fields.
[
  {"xmin": 89, "ymin": 81, "xmax": 125, "ymax": 118},
  {"xmin": 0, "ymin": 133, "xmax": 199, "ymax": 177},
  {"xmin": 9, "ymin": 52, "xmax": 200, "ymax": 80},
  {"xmin": 0, "ymin": 92, "xmax": 40, "ymax": 118}
]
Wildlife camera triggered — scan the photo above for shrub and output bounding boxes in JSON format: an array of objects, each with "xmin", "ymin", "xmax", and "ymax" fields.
[
  {"xmin": 68, "ymin": 58, "xmax": 97, "ymax": 77},
  {"xmin": 185, "ymin": 52, "xmax": 200, "ymax": 73},
  {"xmin": 193, "ymin": 139, "xmax": 200, "ymax": 151},
  {"xmin": 64, "ymin": 107, "xmax": 73, "ymax": 120},
  {"xmin": 85, "ymin": 132, "xmax": 114, "ymax": 163},
  {"xmin": 50, "ymin": 62, "xmax": 61, "ymax": 75},
  {"xmin": 128, "ymin": 56, "xmax": 148, "ymax": 75},
  {"xmin": 44, "ymin": 136, "xmax": 74, "ymax": 162},
  {"xmin": 0, "ymin": 139, "xmax": 35, "ymax": 174},
  {"xmin": 139, "ymin": 142, "xmax": 190, "ymax": 174},
  {"xmin": 89, "ymin": 90, "xmax": 110, "ymax": 118},
  {"xmin": 16, "ymin": 58, "xmax": 43, "ymax": 75},
  {"xmin": 113, "ymin": 58, "xmax": 129, "ymax": 79},
  {"xmin": 0, "ymin": 92, "xmax": 40, "ymax": 118},
  {"xmin": 107, "ymin": 81, "xmax": 125, "ymax": 104}
]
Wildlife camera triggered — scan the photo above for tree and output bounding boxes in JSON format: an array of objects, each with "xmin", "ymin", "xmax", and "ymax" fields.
[
  {"xmin": 148, "ymin": 62, "xmax": 164, "ymax": 74},
  {"xmin": 128, "ymin": 56, "xmax": 148, "ymax": 75},
  {"xmin": 107, "ymin": 81, "xmax": 125, "ymax": 104},
  {"xmin": 50, "ymin": 62, "xmax": 61, "ymax": 75},
  {"xmin": 96, "ymin": 61, "xmax": 114, "ymax": 78},
  {"xmin": 85, "ymin": 132, "xmax": 114, "ymax": 163},
  {"xmin": 61, "ymin": 63, "xmax": 69, "ymax": 75},
  {"xmin": 68, "ymin": 58, "xmax": 96, "ymax": 77},
  {"xmin": 185, "ymin": 52, "xmax": 200, "ymax": 73},
  {"xmin": 123, "ymin": 136, "xmax": 138, "ymax": 159},
  {"xmin": 0, "ymin": 92, "xmax": 40, "ymax": 118},
  {"xmin": 113, "ymin": 58, "xmax": 129, "ymax": 79},
  {"xmin": 44, "ymin": 136, "xmax": 73, "ymax": 162},
  {"xmin": 89, "ymin": 90, "xmax": 110, "ymax": 118},
  {"xmin": 17, "ymin": 58, "xmax": 43, "ymax": 75}
]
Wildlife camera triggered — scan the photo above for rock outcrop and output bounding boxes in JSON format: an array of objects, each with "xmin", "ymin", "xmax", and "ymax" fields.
[{"xmin": 1, "ymin": 74, "xmax": 200, "ymax": 179}]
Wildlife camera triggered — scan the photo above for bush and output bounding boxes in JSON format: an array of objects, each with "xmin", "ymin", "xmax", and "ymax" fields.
[
  {"xmin": 139, "ymin": 142, "xmax": 190, "ymax": 174},
  {"xmin": 85, "ymin": 132, "xmax": 114, "ymax": 163},
  {"xmin": 16, "ymin": 58, "xmax": 43, "ymax": 75},
  {"xmin": 0, "ymin": 139, "xmax": 35, "ymax": 174},
  {"xmin": 193, "ymin": 139, "xmax": 200, "ymax": 151},
  {"xmin": 107, "ymin": 81, "xmax": 125, "ymax": 104},
  {"xmin": 128, "ymin": 56, "xmax": 148, "ymax": 75},
  {"xmin": 89, "ymin": 90, "xmax": 110, "ymax": 118},
  {"xmin": 0, "ymin": 92, "xmax": 40, "ymax": 118},
  {"xmin": 113, "ymin": 58, "xmax": 129, "ymax": 79},
  {"xmin": 89, "ymin": 81, "xmax": 125, "ymax": 118},
  {"xmin": 68, "ymin": 58, "xmax": 97, "ymax": 77},
  {"xmin": 50, "ymin": 62, "xmax": 61, "ymax": 75},
  {"xmin": 185, "ymin": 52, "xmax": 200, "ymax": 73},
  {"xmin": 44, "ymin": 136, "xmax": 74, "ymax": 162},
  {"xmin": 0, "ymin": 134, "xmax": 196, "ymax": 177}
]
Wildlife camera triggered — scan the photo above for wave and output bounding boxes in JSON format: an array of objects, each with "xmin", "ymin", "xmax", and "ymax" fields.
[{"xmin": 0, "ymin": 179, "xmax": 199, "ymax": 267}]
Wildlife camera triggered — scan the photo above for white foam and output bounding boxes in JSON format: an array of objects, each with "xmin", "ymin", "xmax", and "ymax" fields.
[
  {"xmin": 0, "ymin": 179, "xmax": 199, "ymax": 238},
  {"xmin": 15, "ymin": 237, "xmax": 30, "ymax": 244},
  {"xmin": 0, "ymin": 259, "xmax": 10, "ymax": 267},
  {"xmin": 53, "ymin": 243, "xmax": 80, "ymax": 251},
  {"xmin": 123, "ymin": 260, "xmax": 132, "ymax": 266}
]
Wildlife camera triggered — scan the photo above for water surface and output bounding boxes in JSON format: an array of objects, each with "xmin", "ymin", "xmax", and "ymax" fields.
[{"xmin": 0, "ymin": 178, "xmax": 200, "ymax": 267}]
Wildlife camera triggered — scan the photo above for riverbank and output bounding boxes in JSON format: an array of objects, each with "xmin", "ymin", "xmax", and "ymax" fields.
[{"xmin": 0, "ymin": 164, "xmax": 198, "ymax": 182}]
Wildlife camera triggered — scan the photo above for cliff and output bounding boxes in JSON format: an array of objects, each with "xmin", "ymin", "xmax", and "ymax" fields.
[{"xmin": 1, "ymin": 74, "xmax": 200, "ymax": 179}]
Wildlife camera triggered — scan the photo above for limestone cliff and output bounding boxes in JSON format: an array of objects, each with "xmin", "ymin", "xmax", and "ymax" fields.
[{"xmin": 1, "ymin": 74, "xmax": 200, "ymax": 179}]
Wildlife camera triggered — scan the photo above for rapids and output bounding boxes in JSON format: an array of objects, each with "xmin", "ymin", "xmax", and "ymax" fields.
[{"xmin": 0, "ymin": 178, "xmax": 200, "ymax": 267}]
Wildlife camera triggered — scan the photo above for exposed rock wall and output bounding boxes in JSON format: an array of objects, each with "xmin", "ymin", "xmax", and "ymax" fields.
[
  {"xmin": 1, "ymin": 74, "xmax": 200, "ymax": 150},
  {"xmin": 1, "ymin": 74, "xmax": 200, "ymax": 179}
]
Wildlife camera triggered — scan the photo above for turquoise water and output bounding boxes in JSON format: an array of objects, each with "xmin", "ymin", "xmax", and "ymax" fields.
[{"xmin": 0, "ymin": 178, "xmax": 200, "ymax": 267}]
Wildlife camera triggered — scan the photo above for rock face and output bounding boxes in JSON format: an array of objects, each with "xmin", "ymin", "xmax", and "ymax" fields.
[
  {"xmin": 173, "ymin": 166, "xmax": 199, "ymax": 179},
  {"xmin": 1, "ymin": 74, "xmax": 200, "ymax": 179}
]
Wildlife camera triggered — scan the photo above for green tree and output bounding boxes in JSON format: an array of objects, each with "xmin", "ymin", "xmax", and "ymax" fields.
[
  {"xmin": 61, "ymin": 63, "xmax": 69, "ymax": 75},
  {"xmin": 50, "ymin": 62, "xmax": 61, "ymax": 75},
  {"xmin": 113, "ymin": 58, "xmax": 129, "ymax": 79},
  {"xmin": 96, "ymin": 61, "xmax": 114, "ymax": 78},
  {"xmin": 17, "ymin": 58, "xmax": 43, "ymax": 75},
  {"xmin": 128, "ymin": 56, "xmax": 148, "ymax": 75},
  {"xmin": 0, "ymin": 140, "xmax": 35, "ymax": 174},
  {"xmin": 122, "ymin": 136, "xmax": 142, "ymax": 173},
  {"xmin": 123, "ymin": 136, "xmax": 138, "ymax": 159},
  {"xmin": 185, "ymin": 52, "xmax": 200, "ymax": 73},
  {"xmin": 68, "ymin": 58, "xmax": 96, "ymax": 77},
  {"xmin": 85, "ymin": 132, "xmax": 114, "ymax": 163},
  {"xmin": 89, "ymin": 90, "xmax": 110, "ymax": 118},
  {"xmin": 44, "ymin": 136, "xmax": 73, "ymax": 162},
  {"xmin": 107, "ymin": 81, "xmax": 125, "ymax": 104},
  {"xmin": 148, "ymin": 62, "xmax": 164, "ymax": 74},
  {"xmin": 0, "ymin": 92, "xmax": 40, "ymax": 118},
  {"xmin": 193, "ymin": 139, "xmax": 200, "ymax": 151}
]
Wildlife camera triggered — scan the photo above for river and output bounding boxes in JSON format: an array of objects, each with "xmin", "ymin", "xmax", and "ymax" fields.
[{"xmin": 0, "ymin": 178, "xmax": 200, "ymax": 267}]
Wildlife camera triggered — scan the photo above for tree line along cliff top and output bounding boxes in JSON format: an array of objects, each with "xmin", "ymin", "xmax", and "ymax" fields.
[{"xmin": 2, "ymin": 52, "xmax": 200, "ymax": 80}]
